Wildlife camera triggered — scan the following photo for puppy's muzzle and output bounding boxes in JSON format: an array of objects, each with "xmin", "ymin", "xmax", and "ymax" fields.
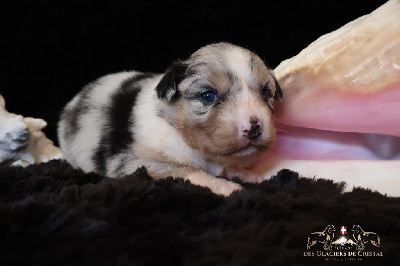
[{"xmin": 241, "ymin": 117, "xmax": 262, "ymax": 140}]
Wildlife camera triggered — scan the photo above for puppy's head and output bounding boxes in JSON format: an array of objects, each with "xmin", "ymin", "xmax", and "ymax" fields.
[{"xmin": 156, "ymin": 42, "xmax": 282, "ymax": 165}]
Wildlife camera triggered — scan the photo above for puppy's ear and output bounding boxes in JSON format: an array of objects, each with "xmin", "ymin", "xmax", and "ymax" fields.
[
  {"xmin": 273, "ymin": 76, "xmax": 283, "ymax": 101},
  {"xmin": 156, "ymin": 61, "xmax": 187, "ymax": 102},
  {"xmin": 269, "ymin": 69, "xmax": 283, "ymax": 101}
]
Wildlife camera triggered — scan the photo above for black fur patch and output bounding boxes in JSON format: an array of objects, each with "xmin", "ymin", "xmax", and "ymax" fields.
[
  {"xmin": 156, "ymin": 61, "xmax": 187, "ymax": 101},
  {"xmin": 93, "ymin": 73, "xmax": 154, "ymax": 175},
  {"xmin": 60, "ymin": 81, "xmax": 99, "ymax": 140}
]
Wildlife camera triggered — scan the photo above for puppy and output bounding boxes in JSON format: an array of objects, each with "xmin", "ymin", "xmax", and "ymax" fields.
[{"xmin": 58, "ymin": 42, "xmax": 283, "ymax": 196}]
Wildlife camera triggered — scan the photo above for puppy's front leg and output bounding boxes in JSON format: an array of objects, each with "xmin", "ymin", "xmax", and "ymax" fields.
[{"xmin": 145, "ymin": 162, "xmax": 242, "ymax": 196}]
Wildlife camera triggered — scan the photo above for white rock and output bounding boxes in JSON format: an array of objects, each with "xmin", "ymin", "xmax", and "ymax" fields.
[{"xmin": 0, "ymin": 94, "xmax": 63, "ymax": 166}]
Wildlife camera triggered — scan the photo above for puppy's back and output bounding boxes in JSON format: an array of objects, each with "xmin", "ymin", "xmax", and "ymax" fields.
[{"xmin": 58, "ymin": 71, "xmax": 156, "ymax": 175}]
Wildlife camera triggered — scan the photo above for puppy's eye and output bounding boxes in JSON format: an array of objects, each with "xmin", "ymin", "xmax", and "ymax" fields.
[{"xmin": 200, "ymin": 91, "xmax": 218, "ymax": 103}]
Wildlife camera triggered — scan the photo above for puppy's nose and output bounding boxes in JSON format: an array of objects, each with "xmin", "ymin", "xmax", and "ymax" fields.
[{"xmin": 241, "ymin": 117, "xmax": 262, "ymax": 140}]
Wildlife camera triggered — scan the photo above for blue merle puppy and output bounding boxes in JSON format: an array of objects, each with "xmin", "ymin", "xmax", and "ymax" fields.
[{"xmin": 58, "ymin": 43, "xmax": 282, "ymax": 196}]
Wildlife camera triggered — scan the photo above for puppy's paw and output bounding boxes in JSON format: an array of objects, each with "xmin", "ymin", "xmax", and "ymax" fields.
[
  {"xmin": 214, "ymin": 179, "xmax": 242, "ymax": 196},
  {"xmin": 224, "ymin": 166, "xmax": 264, "ymax": 183},
  {"xmin": 185, "ymin": 171, "xmax": 242, "ymax": 196}
]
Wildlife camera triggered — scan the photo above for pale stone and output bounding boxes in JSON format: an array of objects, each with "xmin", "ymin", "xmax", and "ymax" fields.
[
  {"xmin": 275, "ymin": 0, "xmax": 400, "ymax": 95},
  {"xmin": 0, "ymin": 94, "xmax": 63, "ymax": 166}
]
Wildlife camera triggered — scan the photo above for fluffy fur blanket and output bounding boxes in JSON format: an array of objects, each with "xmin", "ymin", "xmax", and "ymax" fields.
[{"xmin": 0, "ymin": 161, "xmax": 399, "ymax": 265}]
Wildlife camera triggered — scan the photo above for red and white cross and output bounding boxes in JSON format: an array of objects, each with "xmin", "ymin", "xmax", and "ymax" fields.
[{"xmin": 340, "ymin": 226, "xmax": 347, "ymax": 234}]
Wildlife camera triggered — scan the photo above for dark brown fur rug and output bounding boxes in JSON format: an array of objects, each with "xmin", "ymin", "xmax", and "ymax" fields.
[{"xmin": 0, "ymin": 160, "xmax": 399, "ymax": 266}]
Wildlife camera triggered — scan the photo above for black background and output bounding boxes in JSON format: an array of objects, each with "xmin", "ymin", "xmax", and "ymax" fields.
[{"xmin": 1, "ymin": 0, "xmax": 387, "ymax": 143}]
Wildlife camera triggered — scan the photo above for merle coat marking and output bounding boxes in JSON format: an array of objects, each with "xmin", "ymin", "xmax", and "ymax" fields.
[{"xmin": 58, "ymin": 43, "xmax": 282, "ymax": 196}]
